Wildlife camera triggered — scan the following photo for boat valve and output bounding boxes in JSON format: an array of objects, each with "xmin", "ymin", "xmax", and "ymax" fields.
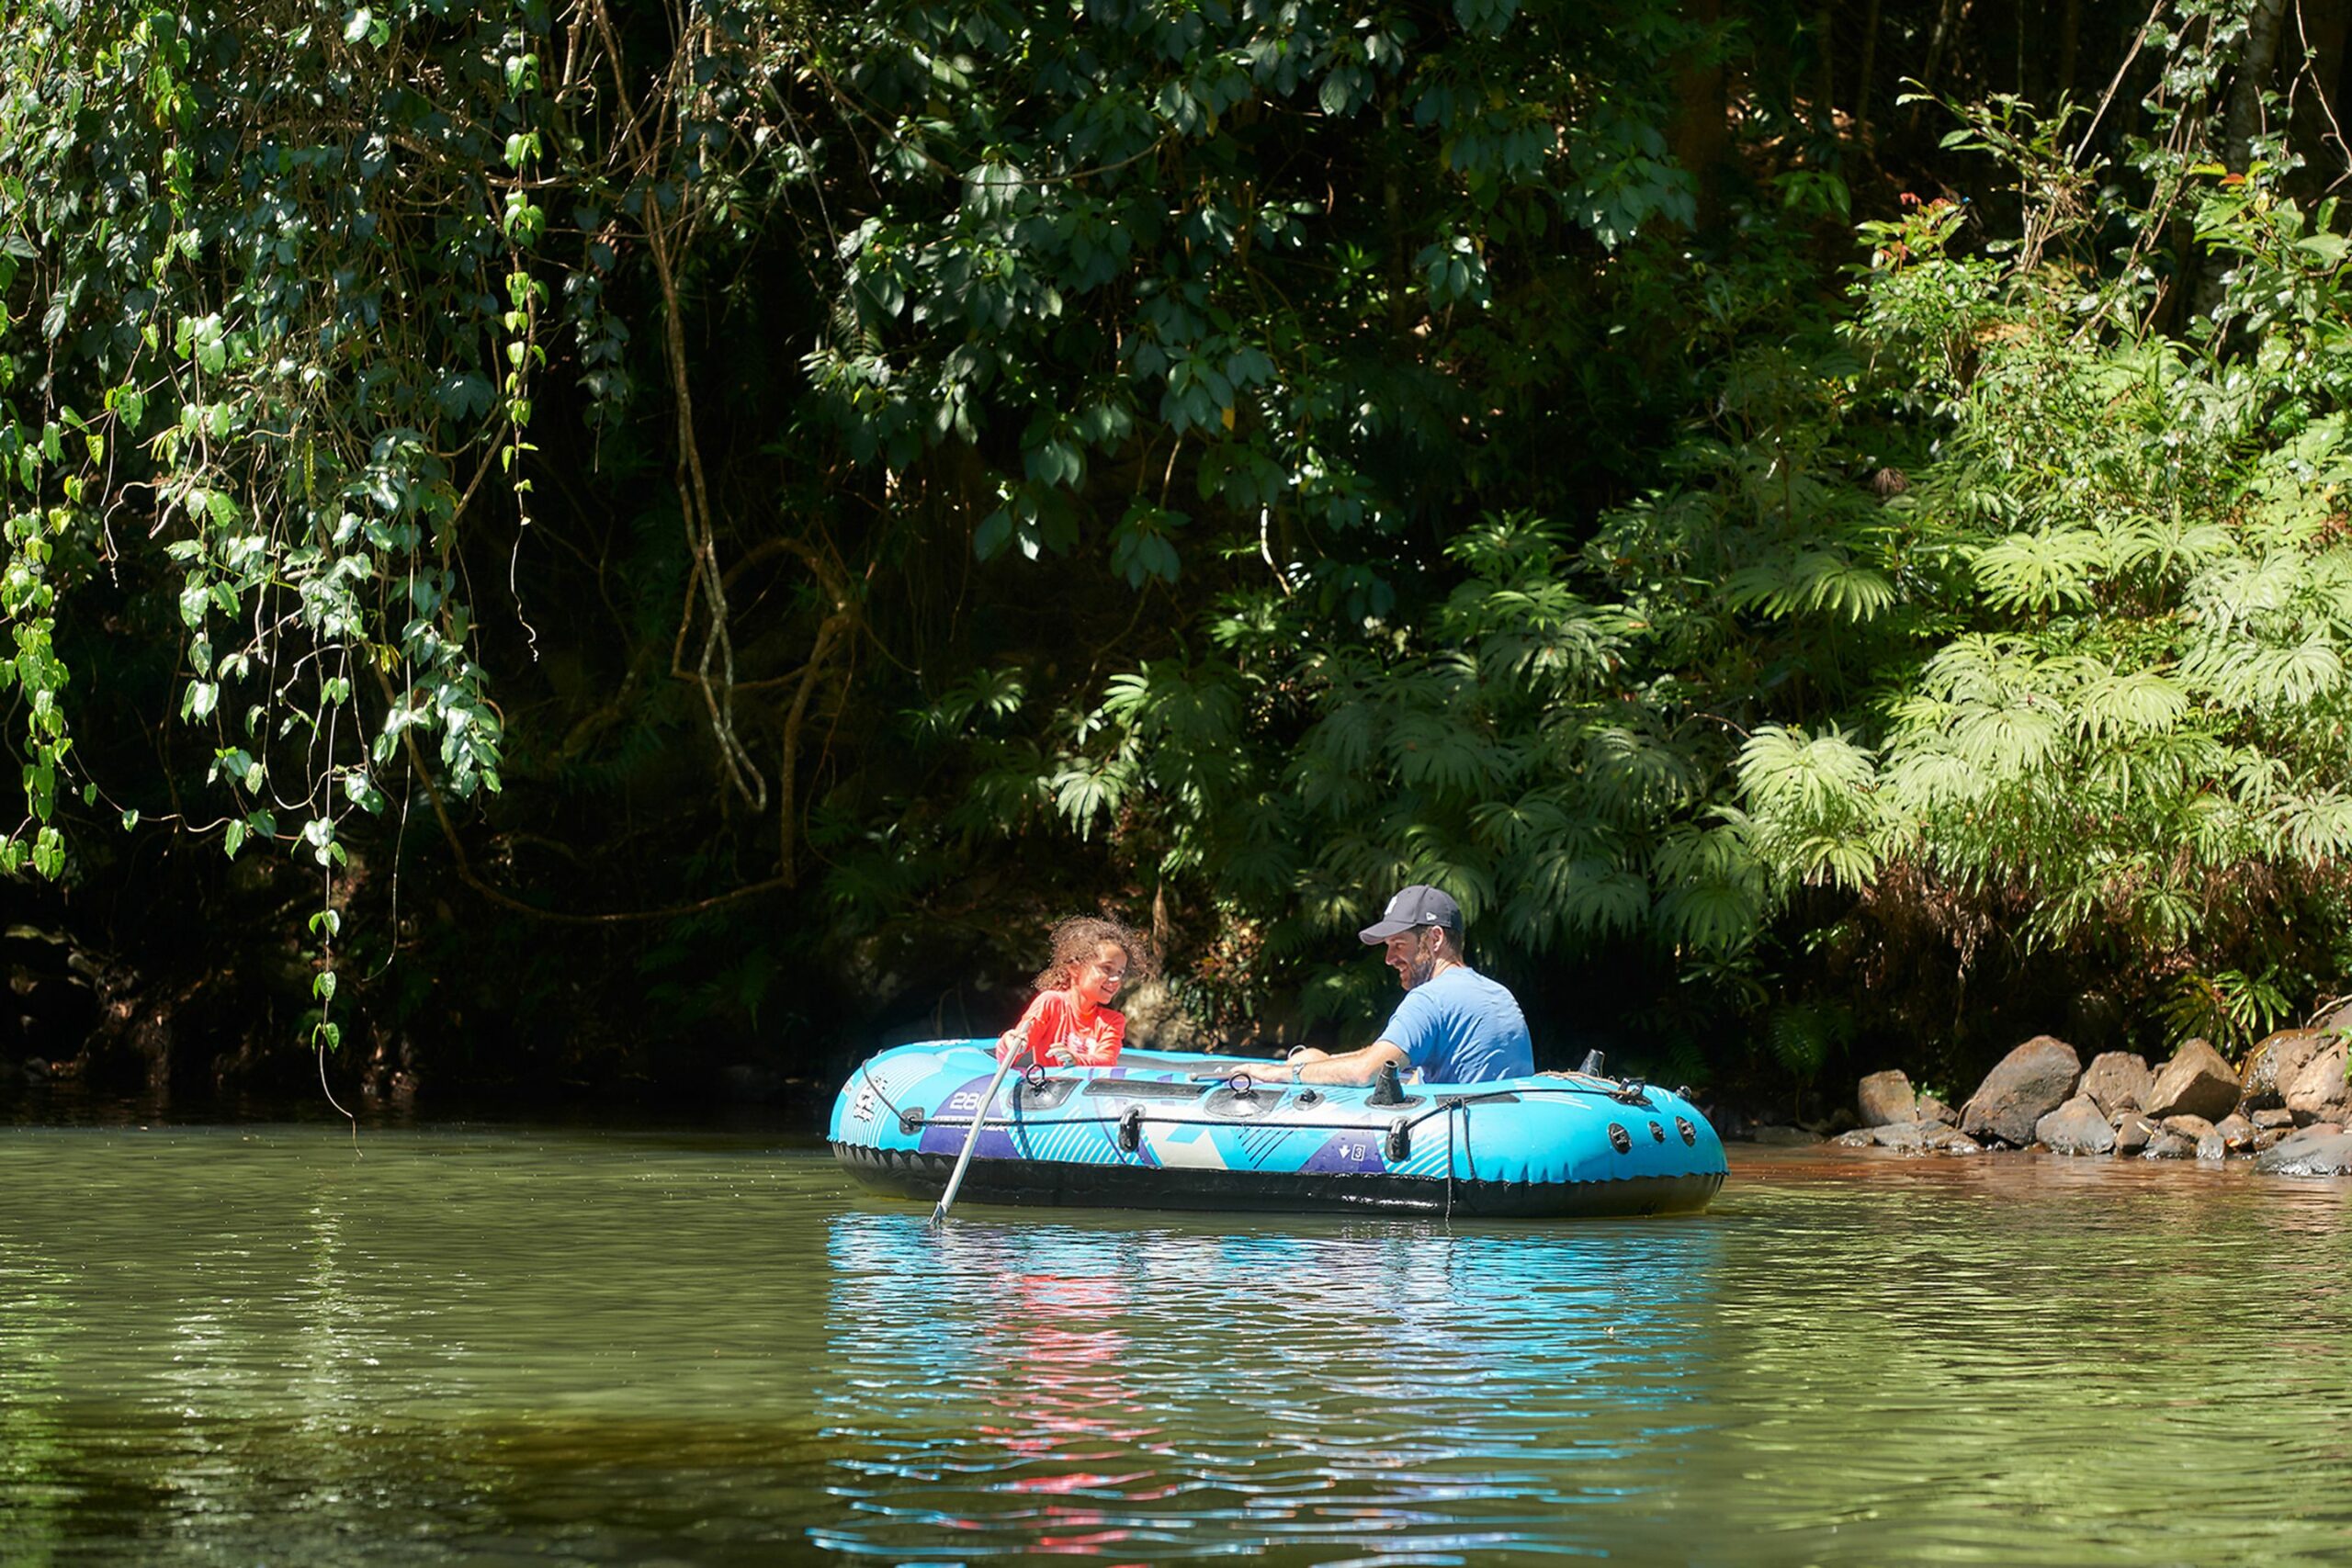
[
  {"xmin": 1117, "ymin": 1105, "xmax": 1143, "ymax": 1154},
  {"xmin": 1610, "ymin": 1077, "xmax": 1652, "ymax": 1108},
  {"xmin": 1578, "ymin": 1049, "xmax": 1606, "ymax": 1077},
  {"xmin": 1385, "ymin": 1117, "xmax": 1411, "ymax": 1162},
  {"xmin": 1370, "ymin": 1061, "xmax": 1406, "ymax": 1107},
  {"xmin": 899, "ymin": 1108, "xmax": 926, "ymax": 1134}
]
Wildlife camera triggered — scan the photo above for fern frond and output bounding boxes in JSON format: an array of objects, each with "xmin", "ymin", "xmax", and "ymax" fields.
[
  {"xmin": 2074, "ymin": 669, "xmax": 2189, "ymax": 742},
  {"xmin": 1387, "ymin": 711, "xmax": 1497, "ymax": 796},
  {"xmin": 1725, "ymin": 549, "xmax": 1899, "ymax": 622},
  {"xmin": 1468, "ymin": 794, "xmax": 1570, "ymax": 854},
  {"xmin": 1969, "ymin": 527, "xmax": 2108, "ymax": 613},
  {"xmin": 2269, "ymin": 787, "xmax": 2352, "ymax": 863}
]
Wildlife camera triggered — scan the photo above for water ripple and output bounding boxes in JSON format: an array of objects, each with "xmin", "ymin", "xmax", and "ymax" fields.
[{"xmin": 2, "ymin": 1130, "xmax": 2349, "ymax": 1563}]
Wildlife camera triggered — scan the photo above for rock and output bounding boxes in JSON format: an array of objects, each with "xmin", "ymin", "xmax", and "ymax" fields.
[
  {"xmin": 1116, "ymin": 978, "xmax": 1219, "ymax": 1054},
  {"xmin": 1831, "ymin": 1128, "xmax": 1875, "ymax": 1147},
  {"xmin": 2035, "ymin": 1095, "xmax": 2118, "ymax": 1156},
  {"xmin": 1751, "ymin": 1124, "xmax": 1817, "ymax": 1145},
  {"xmin": 1921, "ymin": 1124, "xmax": 1983, "ymax": 1154},
  {"xmin": 1960, "ymin": 1036, "xmax": 2084, "ymax": 1147},
  {"xmin": 2161, "ymin": 1114, "xmax": 2217, "ymax": 1140},
  {"xmin": 2196, "ymin": 1131, "xmax": 2227, "ymax": 1162},
  {"xmin": 1870, "ymin": 1122, "xmax": 1929, "ymax": 1150},
  {"xmin": 2078, "ymin": 1051, "xmax": 2154, "ymax": 1117},
  {"xmin": 1857, "ymin": 1069, "xmax": 1917, "ymax": 1128},
  {"xmin": 2213, "ymin": 1113, "xmax": 2258, "ymax": 1153},
  {"xmin": 2238, "ymin": 1029, "xmax": 2332, "ymax": 1110},
  {"xmin": 2140, "ymin": 1129, "xmax": 2197, "ymax": 1160},
  {"xmin": 2281, "ymin": 1036, "xmax": 2352, "ymax": 1125},
  {"xmin": 2254, "ymin": 1128, "xmax": 2288, "ymax": 1152},
  {"xmin": 2111, "ymin": 1113, "xmax": 2155, "ymax": 1156},
  {"xmin": 2254, "ymin": 1127, "xmax": 2352, "ymax": 1177},
  {"xmin": 2143, "ymin": 1038, "xmax": 2241, "ymax": 1122},
  {"xmin": 1916, "ymin": 1092, "xmax": 1958, "ymax": 1126},
  {"xmin": 2253, "ymin": 1107, "xmax": 2298, "ymax": 1130}
]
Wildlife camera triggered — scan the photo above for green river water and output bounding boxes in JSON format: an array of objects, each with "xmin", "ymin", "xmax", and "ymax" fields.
[{"xmin": 1, "ymin": 1120, "xmax": 2348, "ymax": 1566}]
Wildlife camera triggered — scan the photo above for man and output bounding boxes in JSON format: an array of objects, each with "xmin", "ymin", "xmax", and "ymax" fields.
[{"xmin": 1239, "ymin": 884, "xmax": 1532, "ymax": 1087}]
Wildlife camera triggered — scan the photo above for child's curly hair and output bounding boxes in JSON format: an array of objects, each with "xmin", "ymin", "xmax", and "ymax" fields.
[{"xmin": 1033, "ymin": 914, "xmax": 1158, "ymax": 993}]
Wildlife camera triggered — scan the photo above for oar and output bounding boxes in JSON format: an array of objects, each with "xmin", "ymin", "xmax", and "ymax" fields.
[{"xmin": 931, "ymin": 1050, "xmax": 1021, "ymax": 1225}]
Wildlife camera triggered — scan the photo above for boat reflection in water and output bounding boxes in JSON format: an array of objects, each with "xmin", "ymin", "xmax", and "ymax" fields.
[{"xmin": 810, "ymin": 1203, "xmax": 1728, "ymax": 1560}]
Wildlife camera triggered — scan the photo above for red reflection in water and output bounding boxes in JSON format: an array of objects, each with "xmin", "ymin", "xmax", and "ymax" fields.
[
  {"xmin": 963, "ymin": 1269, "xmax": 1171, "ymax": 1556},
  {"xmin": 1006, "ymin": 1472, "xmax": 1149, "ymax": 1494},
  {"xmin": 979, "ymin": 1272, "xmax": 1161, "ymax": 1480}
]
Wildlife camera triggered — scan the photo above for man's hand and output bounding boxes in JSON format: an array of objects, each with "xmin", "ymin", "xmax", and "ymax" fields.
[
  {"xmin": 1232, "ymin": 1045, "xmax": 1328, "ymax": 1083},
  {"xmin": 1242, "ymin": 1042, "xmax": 1410, "ymax": 1088}
]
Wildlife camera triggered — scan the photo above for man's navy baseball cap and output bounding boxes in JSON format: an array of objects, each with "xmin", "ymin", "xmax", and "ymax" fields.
[{"xmin": 1359, "ymin": 885, "xmax": 1463, "ymax": 943}]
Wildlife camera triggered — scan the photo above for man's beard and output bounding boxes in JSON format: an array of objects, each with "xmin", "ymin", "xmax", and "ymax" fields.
[{"xmin": 1402, "ymin": 946, "xmax": 1439, "ymax": 988}]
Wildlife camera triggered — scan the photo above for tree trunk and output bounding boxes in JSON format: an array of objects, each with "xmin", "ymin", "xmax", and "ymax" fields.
[
  {"xmin": 2289, "ymin": 0, "xmax": 2352, "ymax": 192},
  {"xmin": 1858, "ymin": 0, "xmax": 1883, "ymax": 144},
  {"xmin": 2058, "ymin": 0, "xmax": 2081, "ymax": 101},
  {"xmin": 2222, "ymin": 0, "xmax": 2293, "ymax": 171},
  {"xmin": 2194, "ymin": 0, "xmax": 2295, "ymax": 323},
  {"xmin": 1910, "ymin": 0, "xmax": 1973, "ymax": 129},
  {"xmin": 1816, "ymin": 0, "xmax": 1837, "ymax": 123},
  {"xmin": 1670, "ymin": 0, "xmax": 1729, "ymax": 230}
]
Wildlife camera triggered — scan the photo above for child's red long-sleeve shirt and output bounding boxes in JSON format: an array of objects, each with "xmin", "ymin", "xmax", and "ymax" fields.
[{"xmin": 997, "ymin": 991, "xmax": 1125, "ymax": 1068}]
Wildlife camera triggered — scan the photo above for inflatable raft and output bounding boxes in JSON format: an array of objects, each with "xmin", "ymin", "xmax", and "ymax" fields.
[{"xmin": 830, "ymin": 1042, "xmax": 1726, "ymax": 1218}]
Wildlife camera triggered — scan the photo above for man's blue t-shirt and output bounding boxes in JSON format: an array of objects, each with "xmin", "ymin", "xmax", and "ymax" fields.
[{"xmin": 1377, "ymin": 966, "xmax": 1532, "ymax": 1084}]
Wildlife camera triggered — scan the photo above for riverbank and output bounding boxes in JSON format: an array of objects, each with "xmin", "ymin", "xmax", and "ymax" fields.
[{"xmin": 1756, "ymin": 1028, "xmax": 2352, "ymax": 1178}]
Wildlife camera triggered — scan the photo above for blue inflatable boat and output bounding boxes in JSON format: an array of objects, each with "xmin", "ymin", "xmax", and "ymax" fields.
[{"xmin": 830, "ymin": 1042, "xmax": 1726, "ymax": 1218}]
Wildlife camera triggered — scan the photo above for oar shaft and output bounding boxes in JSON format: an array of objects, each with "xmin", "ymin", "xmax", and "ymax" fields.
[{"xmin": 932, "ymin": 1052, "xmax": 1020, "ymax": 1224}]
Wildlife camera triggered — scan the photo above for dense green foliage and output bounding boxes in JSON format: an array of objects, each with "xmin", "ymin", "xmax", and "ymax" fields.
[{"xmin": 8, "ymin": 0, "xmax": 2352, "ymax": 1102}]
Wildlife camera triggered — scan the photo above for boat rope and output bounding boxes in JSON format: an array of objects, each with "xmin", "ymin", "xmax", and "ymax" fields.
[
  {"xmin": 856, "ymin": 1059, "xmax": 918, "ymax": 1130},
  {"xmin": 916, "ymin": 1110, "xmax": 1417, "ymax": 1136},
  {"xmin": 862, "ymin": 1071, "xmax": 1669, "ymax": 1162},
  {"xmin": 1444, "ymin": 1101, "xmax": 1456, "ymax": 1221}
]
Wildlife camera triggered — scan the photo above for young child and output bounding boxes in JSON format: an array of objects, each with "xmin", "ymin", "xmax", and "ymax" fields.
[{"xmin": 998, "ymin": 916, "xmax": 1153, "ymax": 1070}]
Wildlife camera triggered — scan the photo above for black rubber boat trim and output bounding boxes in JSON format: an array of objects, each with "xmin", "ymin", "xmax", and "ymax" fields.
[{"xmin": 831, "ymin": 1143, "xmax": 1724, "ymax": 1219}]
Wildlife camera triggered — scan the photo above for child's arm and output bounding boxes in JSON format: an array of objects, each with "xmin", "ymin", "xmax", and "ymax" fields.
[
  {"xmin": 1066, "ymin": 1009, "xmax": 1125, "ymax": 1066},
  {"xmin": 998, "ymin": 992, "xmax": 1078, "ymax": 1066},
  {"xmin": 996, "ymin": 993, "xmax": 1051, "ymax": 1066}
]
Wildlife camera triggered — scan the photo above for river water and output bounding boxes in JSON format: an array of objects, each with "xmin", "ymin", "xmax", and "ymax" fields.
[{"xmin": 2, "ymin": 1121, "xmax": 2348, "ymax": 1565}]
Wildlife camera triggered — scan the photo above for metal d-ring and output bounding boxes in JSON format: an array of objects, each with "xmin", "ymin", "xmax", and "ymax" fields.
[{"xmin": 1022, "ymin": 1063, "xmax": 1048, "ymax": 1092}]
